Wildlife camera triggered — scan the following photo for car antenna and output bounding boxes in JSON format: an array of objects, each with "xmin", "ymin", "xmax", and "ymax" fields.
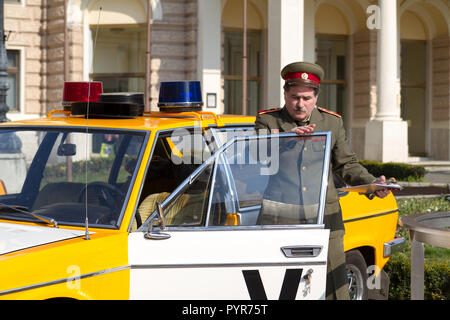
[{"xmin": 84, "ymin": 6, "xmax": 102, "ymax": 240}]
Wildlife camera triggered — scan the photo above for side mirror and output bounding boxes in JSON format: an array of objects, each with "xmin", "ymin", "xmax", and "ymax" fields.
[
  {"xmin": 57, "ymin": 143, "xmax": 76, "ymax": 156},
  {"xmin": 224, "ymin": 213, "xmax": 241, "ymax": 226},
  {"xmin": 144, "ymin": 202, "xmax": 171, "ymax": 240}
]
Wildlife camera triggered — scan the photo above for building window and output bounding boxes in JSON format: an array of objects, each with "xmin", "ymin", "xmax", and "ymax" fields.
[
  {"xmin": 401, "ymin": 40, "xmax": 427, "ymax": 157},
  {"xmin": 6, "ymin": 50, "xmax": 20, "ymax": 112},
  {"xmin": 90, "ymin": 26, "xmax": 146, "ymax": 93},
  {"xmin": 223, "ymin": 30, "xmax": 262, "ymax": 116},
  {"xmin": 316, "ymin": 36, "xmax": 348, "ymax": 117}
]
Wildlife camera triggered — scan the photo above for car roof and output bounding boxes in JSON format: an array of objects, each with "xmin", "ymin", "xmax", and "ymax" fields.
[{"xmin": 0, "ymin": 111, "xmax": 256, "ymax": 131}]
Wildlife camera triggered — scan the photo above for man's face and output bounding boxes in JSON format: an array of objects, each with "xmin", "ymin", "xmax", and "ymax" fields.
[{"xmin": 284, "ymin": 85, "xmax": 318, "ymax": 122}]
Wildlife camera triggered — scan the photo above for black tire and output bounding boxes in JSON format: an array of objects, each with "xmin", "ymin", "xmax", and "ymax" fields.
[{"xmin": 345, "ymin": 250, "xmax": 369, "ymax": 300}]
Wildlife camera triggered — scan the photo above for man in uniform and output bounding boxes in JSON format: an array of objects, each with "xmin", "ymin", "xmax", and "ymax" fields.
[{"xmin": 255, "ymin": 61, "xmax": 389, "ymax": 300}]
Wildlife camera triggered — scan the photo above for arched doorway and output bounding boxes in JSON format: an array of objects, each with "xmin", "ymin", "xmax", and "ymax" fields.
[
  {"xmin": 399, "ymin": 0, "xmax": 449, "ymax": 158},
  {"xmin": 399, "ymin": 10, "xmax": 428, "ymax": 157},
  {"xmin": 400, "ymin": 7, "xmax": 432, "ymax": 157}
]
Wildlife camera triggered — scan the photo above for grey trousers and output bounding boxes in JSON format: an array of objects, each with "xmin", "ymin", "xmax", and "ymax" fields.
[{"xmin": 326, "ymin": 230, "xmax": 350, "ymax": 300}]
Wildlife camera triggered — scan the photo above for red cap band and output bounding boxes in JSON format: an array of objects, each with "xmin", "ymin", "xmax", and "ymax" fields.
[{"xmin": 284, "ymin": 72, "xmax": 320, "ymax": 84}]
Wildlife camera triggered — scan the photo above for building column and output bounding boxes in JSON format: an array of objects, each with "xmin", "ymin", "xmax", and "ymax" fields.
[
  {"xmin": 197, "ymin": 0, "xmax": 221, "ymax": 113},
  {"xmin": 303, "ymin": 0, "xmax": 316, "ymax": 63},
  {"xmin": 364, "ymin": 0, "xmax": 409, "ymax": 162},
  {"xmin": 267, "ymin": 0, "xmax": 305, "ymax": 108}
]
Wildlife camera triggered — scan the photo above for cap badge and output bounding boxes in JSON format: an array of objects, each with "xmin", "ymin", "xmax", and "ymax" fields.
[{"xmin": 301, "ymin": 72, "xmax": 309, "ymax": 80}]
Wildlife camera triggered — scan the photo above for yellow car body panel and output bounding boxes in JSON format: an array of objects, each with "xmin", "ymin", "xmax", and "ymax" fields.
[
  {"xmin": 0, "ymin": 180, "xmax": 6, "ymax": 195},
  {"xmin": 341, "ymin": 191, "xmax": 399, "ymax": 272},
  {"xmin": 3, "ymin": 269, "xmax": 130, "ymax": 300},
  {"xmin": 1, "ymin": 112, "xmax": 254, "ymax": 132},
  {"xmin": 0, "ymin": 230, "xmax": 129, "ymax": 299}
]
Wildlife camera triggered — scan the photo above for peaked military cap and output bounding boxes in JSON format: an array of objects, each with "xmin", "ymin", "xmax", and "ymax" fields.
[{"xmin": 281, "ymin": 61, "xmax": 325, "ymax": 88}]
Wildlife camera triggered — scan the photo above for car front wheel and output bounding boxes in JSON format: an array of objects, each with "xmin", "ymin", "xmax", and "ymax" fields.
[{"xmin": 346, "ymin": 250, "xmax": 368, "ymax": 300}]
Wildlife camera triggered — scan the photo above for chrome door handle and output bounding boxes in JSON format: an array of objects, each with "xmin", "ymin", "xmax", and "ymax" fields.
[{"xmin": 281, "ymin": 246, "xmax": 322, "ymax": 258}]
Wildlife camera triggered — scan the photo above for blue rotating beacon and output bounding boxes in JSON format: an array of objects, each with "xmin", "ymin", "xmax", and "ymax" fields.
[{"xmin": 158, "ymin": 81, "xmax": 203, "ymax": 112}]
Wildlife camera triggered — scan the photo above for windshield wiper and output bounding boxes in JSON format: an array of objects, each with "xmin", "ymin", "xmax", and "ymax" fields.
[{"xmin": 0, "ymin": 203, "xmax": 58, "ymax": 228}]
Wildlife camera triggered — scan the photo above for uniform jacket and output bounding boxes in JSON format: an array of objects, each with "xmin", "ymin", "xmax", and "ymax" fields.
[{"xmin": 255, "ymin": 106, "xmax": 375, "ymax": 232}]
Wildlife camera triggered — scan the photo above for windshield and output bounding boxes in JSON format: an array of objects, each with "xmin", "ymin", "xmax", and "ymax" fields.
[{"xmin": 0, "ymin": 128, "xmax": 146, "ymax": 228}]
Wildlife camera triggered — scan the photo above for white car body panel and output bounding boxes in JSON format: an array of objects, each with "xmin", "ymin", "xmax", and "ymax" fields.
[
  {"xmin": 128, "ymin": 228, "xmax": 329, "ymax": 300},
  {"xmin": 0, "ymin": 222, "xmax": 88, "ymax": 255}
]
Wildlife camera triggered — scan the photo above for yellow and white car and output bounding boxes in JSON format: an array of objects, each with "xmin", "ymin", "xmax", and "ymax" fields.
[{"xmin": 0, "ymin": 81, "xmax": 403, "ymax": 300}]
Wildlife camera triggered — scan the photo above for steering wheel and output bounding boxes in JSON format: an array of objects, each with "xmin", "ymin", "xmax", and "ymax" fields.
[{"xmin": 77, "ymin": 181, "xmax": 126, "ymax": 223}]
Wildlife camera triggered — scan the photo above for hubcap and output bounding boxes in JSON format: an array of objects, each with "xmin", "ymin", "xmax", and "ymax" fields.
[{"xmin": 347, "ymin": 264, "xmax": 364, "ymax": 300}]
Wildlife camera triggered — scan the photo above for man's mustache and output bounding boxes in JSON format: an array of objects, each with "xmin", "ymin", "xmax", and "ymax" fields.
[{"xmin": 293, "ymin": 106, "xmax": 307, "ymax": 112}]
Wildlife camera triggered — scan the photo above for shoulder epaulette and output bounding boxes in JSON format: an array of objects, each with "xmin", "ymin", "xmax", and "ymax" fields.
[
  {"xmin": 258, "ymin": 108, "xmax": 281, "ymax": 115},
  {"xmin": 317, "ymin": 107, "xmax": 342, "ymax": 118}
]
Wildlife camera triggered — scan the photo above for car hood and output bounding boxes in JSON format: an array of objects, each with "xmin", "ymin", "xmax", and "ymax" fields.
[{"xmin": 0, "ymin": 222, "xmax": 90, "ymax": 255}]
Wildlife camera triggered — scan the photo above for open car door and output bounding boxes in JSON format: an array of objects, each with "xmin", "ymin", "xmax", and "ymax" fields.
[{"xmin": 128, "ymin": 132, "xmax": 331, "ymax": 300}]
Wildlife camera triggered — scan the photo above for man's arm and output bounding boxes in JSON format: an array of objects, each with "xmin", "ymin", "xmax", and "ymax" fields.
[
  {"xmin": 332, "ymin": 117, "xmax": 376, "ymax": 186},
  {"xmin": 332, "ymin": 118, "xmax": 390, "ymax": 198}
]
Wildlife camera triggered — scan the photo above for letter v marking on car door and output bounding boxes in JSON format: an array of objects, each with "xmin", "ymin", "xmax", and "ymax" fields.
[{"xmin": 242, "ymin": 269, "xmax": 303, "ymax": 300}]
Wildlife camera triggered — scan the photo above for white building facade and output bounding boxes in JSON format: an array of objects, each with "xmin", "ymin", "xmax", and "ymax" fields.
[{"xmin": 4, "ymin": 0, "xmax": 450, "ymax": 162}]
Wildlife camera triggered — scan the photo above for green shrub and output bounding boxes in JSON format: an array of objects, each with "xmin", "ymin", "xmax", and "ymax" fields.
[
  {"xmin": 385, "ymin": 253, "xmax": 450, "ymax": 300},
  {"xmin": 384, "ymin": 253, "xmax": 411, "ymax": 300},
  {"xmin": 359, "ymin": 160, "xmax": 426, "ymax": 181},
  {"xmin": 40, "ymin": 155, "xmax": 134, "ymax": 187},
  {"xmin": 43, "ymin": 157, "xmax": 116, "ymax": 180},
  {"xmin": 42, "ymin": 155, "xmax": 136, "ymax": 180},
  {"xmin": 425, "ymin": 261, "xmax": 450, "ymax": 300}
]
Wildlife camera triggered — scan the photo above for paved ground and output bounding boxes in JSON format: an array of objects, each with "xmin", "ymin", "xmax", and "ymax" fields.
[
  {"xmin": 409, "ymin": 161, "xmax": 450, "ymax": 184},
  {"xmin": 424, "ymin": 170, "xmax": 450, "ymax": 184},
  {"xmin": 377, "ymin": 160, "xmax": 450, "ymax": 197},
  {"xmin": 393, "ymin": 166, "xmax": 450, "ymax": 197}
]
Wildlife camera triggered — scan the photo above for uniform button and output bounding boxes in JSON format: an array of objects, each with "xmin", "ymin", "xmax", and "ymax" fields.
[
  {"xmin": 302, "ymin": 187, "xmax": 307, "ymax": 192},
  {"xmin": 304, "ymin": 147, "xmax": 308, "ymax": 151},
  {"xmin": 302, "ymin": 166, "xmax": 306, "ymax": 171}
]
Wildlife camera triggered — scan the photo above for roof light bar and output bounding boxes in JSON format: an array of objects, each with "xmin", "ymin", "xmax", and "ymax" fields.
[
  {"xmin": 158, "ymin": 81, "xmax": 203, "ymax": 112},
  {"xmin": 62, "ymin": 81, "xmax": 103, "ymax": 108}
]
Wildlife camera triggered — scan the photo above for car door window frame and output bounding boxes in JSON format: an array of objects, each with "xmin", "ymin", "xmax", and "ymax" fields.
[
  {"xmin": 208, "ymin": 132, "xmax": 331, "ymax": 228},
  {"xmin": 139, "ymin": 132, "xmax": 332, "ymax": 232}
]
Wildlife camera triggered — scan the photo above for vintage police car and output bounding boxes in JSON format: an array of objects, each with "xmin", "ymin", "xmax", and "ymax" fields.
[{"xmin": 0, "ymin": 81, "xmax": 403, "ymax": 300}]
